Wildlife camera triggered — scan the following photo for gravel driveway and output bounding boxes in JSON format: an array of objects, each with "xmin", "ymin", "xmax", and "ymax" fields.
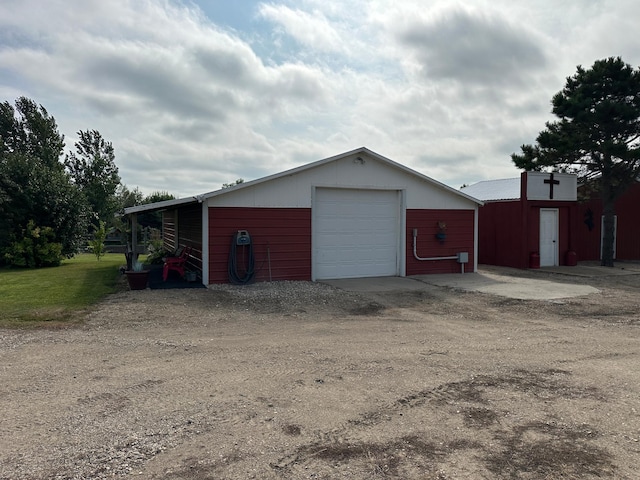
[{"xmin": 1, "ymin": 269, "xmax": 639, "ymax": 479}]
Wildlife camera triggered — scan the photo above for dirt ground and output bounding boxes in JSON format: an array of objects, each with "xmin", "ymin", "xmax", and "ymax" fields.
[{"xmin": 1, "ymin": 268, "xmax": 639, "ymax": 479}]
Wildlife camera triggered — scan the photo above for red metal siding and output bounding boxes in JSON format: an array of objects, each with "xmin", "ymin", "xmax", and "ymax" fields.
[
  {"xmin": 406, "ymin": 209, "xmax": 475, "ymax": 275},
  {"xmin": 573, "ymin": 182, "xmax": 640, "ymax": 261},
  {"xmin": 572, "ymin": 202, "xmax": 603, "ymax": 261},
  {"xmin": 476, "ymin": 180, "xmax": 640, "ymax": 268},
  {"xmin": 614, "ymin": 183, "xmax": 640, "ymax": 259},
  {"xmin": 477, "ymin": 200, "xmax": 575, "ymax": 269},
  {"xmin": 209, "ymin": 207, "xmax": 311, "ymax": 284},
  {"xmin": 477, "ymin": 201, "xmax": 526, "ymax": 268}
]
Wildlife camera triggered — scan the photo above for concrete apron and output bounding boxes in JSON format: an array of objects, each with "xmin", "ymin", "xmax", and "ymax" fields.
[
  {"xmin": 324, "ymin": 266, "xmax": 640, "ymax": 301},
  {"xmin": 412, "ymin": 271, "xmax": 599, "ymax": 300},
  {"xmin": 324, "ymin": 274, "xmax": 597, "ymax": 300},
  {"xmin": 323, "ymin": 262, "xmax": 640, "ymax": 300},
  {"xmin": 538, "ymin": 261, "xmax": 640, "ymax": 277}
]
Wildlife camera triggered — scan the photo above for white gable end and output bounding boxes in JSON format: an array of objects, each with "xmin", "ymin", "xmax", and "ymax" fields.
[{"xmin": 208, "ymin": 152, "xmax": 477, "ymax": 210}]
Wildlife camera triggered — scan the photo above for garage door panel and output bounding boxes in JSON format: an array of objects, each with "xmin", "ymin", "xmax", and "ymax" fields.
[{"xmin": 314, "ymin": 188, "xmax": 400, "ymax": 280}]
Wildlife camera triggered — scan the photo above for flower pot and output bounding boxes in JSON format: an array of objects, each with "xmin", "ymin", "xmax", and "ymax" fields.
[{"xmin": 125, "ymin": 270, "xmax": 149, "ymax": 290}]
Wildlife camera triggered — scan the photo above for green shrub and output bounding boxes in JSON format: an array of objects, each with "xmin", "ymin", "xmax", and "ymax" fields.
[
  {"xmin": 3, "ymin": 220, "xmax": 63, "ymax": 268},
  {"xmin": 89, "ymin": 221, "xmax": 107, "ymax": 261}
]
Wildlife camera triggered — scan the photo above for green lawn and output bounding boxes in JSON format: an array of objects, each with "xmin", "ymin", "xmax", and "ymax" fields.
[{"xmin": 0, "ymin": 253, "xmax": 129, "ymax": 328}]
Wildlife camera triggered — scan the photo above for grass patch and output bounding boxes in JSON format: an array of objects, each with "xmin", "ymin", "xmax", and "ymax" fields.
[{"xmin": 0, "ymin": 253, "xmax": 128, "ymax": 328}]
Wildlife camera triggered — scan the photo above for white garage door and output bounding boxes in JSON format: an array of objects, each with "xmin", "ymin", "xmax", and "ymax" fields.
[{"xmin": 313, "ymin": 188, "xmax": 400, "ymax": 279}]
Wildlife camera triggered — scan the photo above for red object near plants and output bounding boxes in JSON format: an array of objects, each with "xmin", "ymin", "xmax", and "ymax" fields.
[{"xmin": 163, "ymin": 246, "xmax": 192, "ymax": 281}]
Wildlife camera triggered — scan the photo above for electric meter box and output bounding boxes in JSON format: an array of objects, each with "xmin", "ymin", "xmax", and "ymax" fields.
[{"xmin": 236, "ymin": 230, "xmax": 251, "ymax": 246}]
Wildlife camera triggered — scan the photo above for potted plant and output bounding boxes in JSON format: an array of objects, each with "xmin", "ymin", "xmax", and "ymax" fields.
[{"xmin": 125, "ymin": 260, "xmax": 149, "ymax": 290}]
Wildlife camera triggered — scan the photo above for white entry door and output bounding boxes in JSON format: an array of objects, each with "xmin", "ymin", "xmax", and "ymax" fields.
[{"xmin": 539, "ymin": 208, "xmax": 558, "ymax": 267}]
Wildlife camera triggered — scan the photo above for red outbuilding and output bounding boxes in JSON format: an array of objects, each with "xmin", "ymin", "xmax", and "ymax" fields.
[
  {"xmin": 462, "ymin": 172, "xmax": 640, "ymax": 269},
  {"xmin": 125, "ymin": 147, "xmax": 483, "ymax": 285}
]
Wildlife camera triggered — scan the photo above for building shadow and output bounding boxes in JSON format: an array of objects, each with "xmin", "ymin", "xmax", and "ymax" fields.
[{"xmin": 147, "ymin": 264, "xmax": 205, "ymax": 290}]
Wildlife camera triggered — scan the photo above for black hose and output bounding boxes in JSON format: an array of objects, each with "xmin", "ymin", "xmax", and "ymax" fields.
[{"xmin": 228, "ymin": 232, "xmax": 255, "ymax": 284}]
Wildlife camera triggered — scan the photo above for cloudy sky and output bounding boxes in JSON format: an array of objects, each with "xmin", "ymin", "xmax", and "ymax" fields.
[{"xmin": 1, "ymin": 0, "xmax": 638, "ymax": 197}]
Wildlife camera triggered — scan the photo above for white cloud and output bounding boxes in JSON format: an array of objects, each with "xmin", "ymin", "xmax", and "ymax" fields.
[
  {"xmin": 1, "ymin": 0, "xmax": 640, "ymax": 196},
  {"xmin": 0, "ymin": 0, "xmax": 347, "ymax": 194},
  {"xmin": 387, "ymin": 4, "xmax": 549, "ymax": 88},
  {"xmin": 258, "ymin": 4, "xmax": 345, "ymax": 53}
]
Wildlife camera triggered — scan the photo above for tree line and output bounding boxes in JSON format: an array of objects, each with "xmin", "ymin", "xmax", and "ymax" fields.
[{"xmin": 0, "ymin": 97, "xmax": 172, "ymax": 268}]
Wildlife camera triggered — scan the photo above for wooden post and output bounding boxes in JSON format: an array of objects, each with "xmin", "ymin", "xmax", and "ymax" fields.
[{"xmin": 131, "ymin": 213, "xmax": 138, "ymax": 262}]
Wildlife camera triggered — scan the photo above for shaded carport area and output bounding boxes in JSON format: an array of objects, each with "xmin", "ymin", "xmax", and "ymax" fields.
[
  {"xmin": 146, "ymin": 264, "xmax": 205, "ymax": 289},
  {"xmin": 123, "ymin": 197, "xmax": 205, "ymax": 288}
]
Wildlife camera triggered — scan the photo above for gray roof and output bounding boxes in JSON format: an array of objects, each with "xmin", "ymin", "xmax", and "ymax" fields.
[
  {"xmin": 461, "ymin": 177, "xmax": 521, "ymax": 201},
  {"xmin": 122, "ymin": 195, "xmax": 199, "ymax": 214}
]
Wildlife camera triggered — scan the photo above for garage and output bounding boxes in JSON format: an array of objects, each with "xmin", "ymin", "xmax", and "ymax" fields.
[
  {"xmin": 313, "ymin": 188, "xmax": 401, "ymax": 280},
  {"xmin": 126, "ymin": 147, "xmax": 482, "ymax": 284}
]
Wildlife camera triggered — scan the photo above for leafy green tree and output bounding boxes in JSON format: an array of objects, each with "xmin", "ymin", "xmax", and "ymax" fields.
[
  {"xmin": 0, "ymin": 98, "xmax": 88, "ymax": 263},
  {"xmin": 512, "ymin": 57, "xmax": 640, "ymax": 267},
  {"xmin": 1, "ymin": 97, "xmax": 65, "ymax": 169},
  {"xmin": 89, "ymin": 220, "xmax": 107, "ymax": 261},
  {"xmin": 143, "ymin": 190, "xmax": 175, "ymax": 204},
  {"xmin": 65, "ymin": 130, "xmax": 121, "ymax": 230},
  {"xmin": 115, "ymin": 184, "xmax": 144, "ymax": 210},
  {"xmin": 110, "ymin": 185, "xmax": 145, "ymax": 247},
  {"xmin": 140, "ymin": 191, "xmax": 175, "ymax": 230}
]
